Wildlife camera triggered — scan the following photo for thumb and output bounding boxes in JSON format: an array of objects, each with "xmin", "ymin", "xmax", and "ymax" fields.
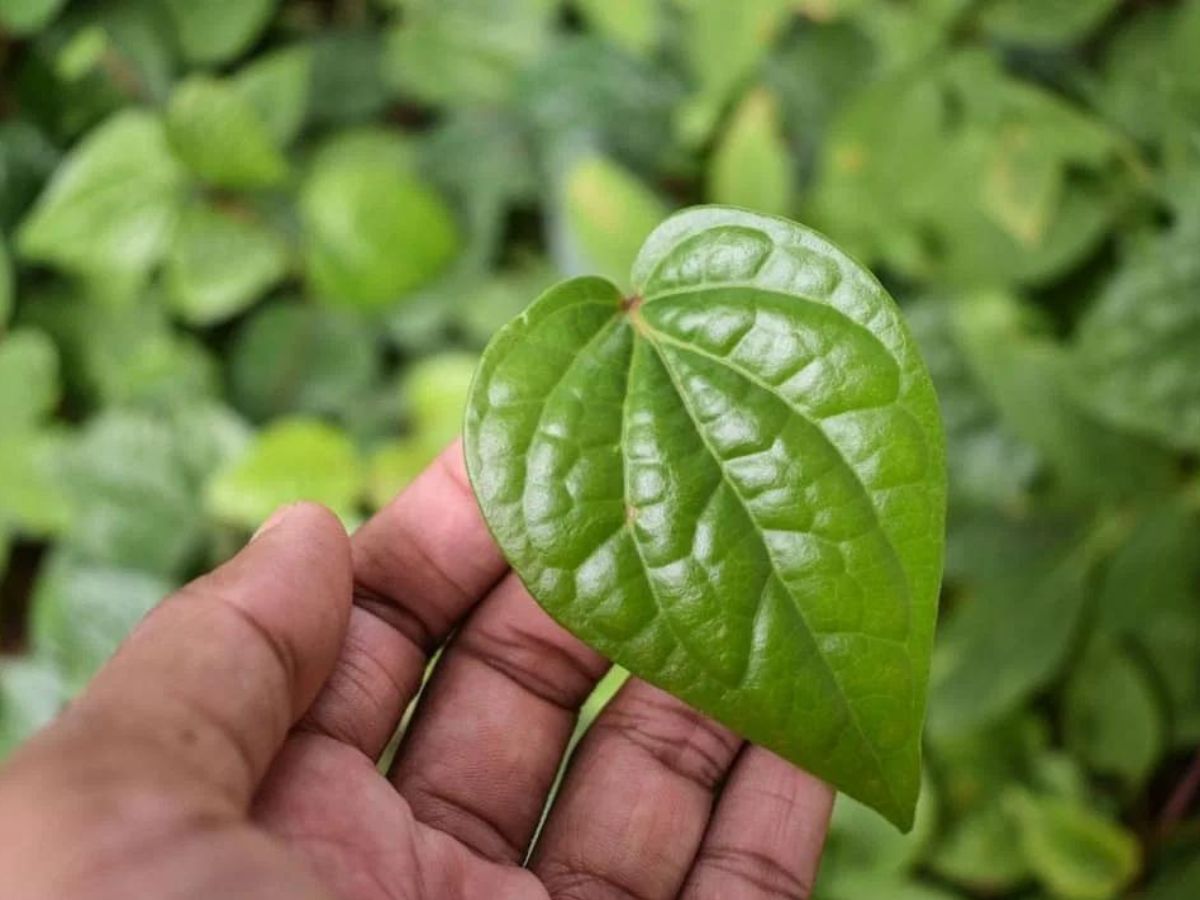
[{"xmin": 49, "ymin": 502, "xmax": 353, "ymax": 809}]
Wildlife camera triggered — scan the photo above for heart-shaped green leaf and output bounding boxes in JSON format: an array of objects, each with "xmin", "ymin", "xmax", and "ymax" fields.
[{"xmin": 465, "ymin": 207, "xmax": 946, "ymax": 828}]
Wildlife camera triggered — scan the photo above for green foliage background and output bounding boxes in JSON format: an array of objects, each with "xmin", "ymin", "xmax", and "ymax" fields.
[{"xmin": 0, "ymin": 0, "xmax": 1198, "ymax": 896}]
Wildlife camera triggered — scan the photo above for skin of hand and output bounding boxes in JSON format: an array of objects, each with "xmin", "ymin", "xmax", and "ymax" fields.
[{"xmin": 0, "ymin": 443, "xmax": 834, "ymax": 900}]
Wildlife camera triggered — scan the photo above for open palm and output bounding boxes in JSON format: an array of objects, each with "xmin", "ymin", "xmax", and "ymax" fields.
[{"xmin": 0, "ymin": 444, "xmax": 832, "ymax": 900}]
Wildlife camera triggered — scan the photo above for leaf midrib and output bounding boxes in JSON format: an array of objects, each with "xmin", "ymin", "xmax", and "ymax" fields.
[
  {"xmin": 642, "ymin": 314, "xmax": 916, "ymax": 625},
  {"xmin": 637, "ymin": 328, "xmax": 906, "ymax": 821}
]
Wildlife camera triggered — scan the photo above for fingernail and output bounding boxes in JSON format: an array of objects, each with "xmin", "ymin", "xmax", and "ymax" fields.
[{"xmin": 252, "ymin": 504, "xmax": 296, "ymax": 542}]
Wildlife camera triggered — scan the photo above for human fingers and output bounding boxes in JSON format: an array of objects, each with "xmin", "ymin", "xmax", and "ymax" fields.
[
  {"xmin": 681, "ymin": 745, "xmax": 834, "ymax": 900},
  {"xmin": 530, "ymin": 679, "xmax": 743, "ymax": 900},
  {"xmin": 15, "ymin": 502, "xmax": 353, "ymax": 810},
  {"xmin": 387, "ymin": 573, "xmax": 608, "ymax": 863},
  {"xmin": 295, "ymin": 441, "xmax": 510, "ymax": 760}
]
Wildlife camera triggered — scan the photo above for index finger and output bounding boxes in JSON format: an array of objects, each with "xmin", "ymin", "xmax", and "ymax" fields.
[{"xmin": 296, "ymin": 441, "xmax": 511, "ymax": 759}]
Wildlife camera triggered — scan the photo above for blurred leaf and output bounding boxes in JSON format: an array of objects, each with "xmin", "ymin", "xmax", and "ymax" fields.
[
  {"xmin": 366, "ymin": 438, "xmax": 436, "ymax": 510},
  {"xmin": 560, "ymin": 155, "xmax": 666, "ymax": 286},
  {"xmin": 457, "ymin": 261, "xmax": 557, "ymax": 347},
  {"xmin": 708, "ymin": 87, "xmax": 794, "ymax": 216},
  {"xmin": 930, "ymin": 513, "xmax": 1101, "ymax": 739},
  {"xmin": 1096, "ymin": 505, "xmax": 1200, "ymax": 746},
  {"xmin": 207, "ymin": 418, "xmax": 364, "ymax": 529},
  {"xmin": 0, "ymin": 0, "xmax": 67, "ymax": 34},
  {"xmin": 931, "ymin": 803, "xmax": 1030, "ymax": 892},
  {"xmin": 0, "ymin": 430, "xmax": 72, "ymax": 537},
  {"xmin": 384, "ymin": 0, "xmax": 554, "ymax": 107},
  {"xmin": 165, "ymin": 202, "xmax": 289, "ymax": 326},
  {"xmin": 820, "ymin": 874, "xmax": 960, "ymax": 900},
  {"xmin": 54, "ymin": 25, "xmax": 109, "ymax": 82},
  {"xmin": 0, "ymin": 658, "xmax": 62, "ymax": 758},
  {"xmin": 674, "ymin": 0, "xmax": 795, "ymax": 143},
  {"xmin": 163, "ymin": 0, "xmax": 278, "ymax": 65},
  {"xmin": 934, "ymin": 710, "xmax": 1047, "ymax": 805},
  {"xmin": 420, "ymin": 110, "xmax": 539, "ymax": 267},
  {"xmin": 233, "ymin": 45, "xmax": 312, "ymax": 147},
  {"xmin": 60, "ymin": 410, "xmax": 210, "ymax": 576},
  {"xmin": 0, "ymin": 329, "xmax": 59, "ymax": 434},
  {"xmin": 1072, "ymin": 224, "xmax": 1200, "ymax": 451},
  {"xmin": 301, "ymin": 130, "xmax": 459, "ymax": 310},
  {"xmin": 813, "ymin": 51, "xmax": 1123, "ymax": 287},
  {"xmin": 404, "ymin": 352, "xmax": 478, "ymax": 449},
  {"xmin": 517, "ymin": 37, "xmax": 683, "ymax": 170},
  {"xmin": 574, "ymin": 0, "xmax": 659, "ymax": 55},
  {"xmin": 14, "ymin": 1, "xmax": 178, "ymax": 139},
  {"xmin": 17, "ymin": 110, "xmax": 185, "ymax": 285},
  {"xmin": 952, "ymin": 292, "xmax": 1174, "ymax": 501},
  {"xmin": 767, "ymin": 21, "xmax": 876, "ymax": 181},
  {"xmin": 1095, "ymin": 500, "xmax": 1200, "ymax": 638},
  {"xmin": 1100, "ymin": 0, "xmax": 1200, "ymax": 198},
  {"xmin": 166, "ymin": 76, "xmax": 289, "ymax": 189},
  {"xmin": 823, "ymin": 781, "xmax": 938, "ymax": 883},
  {"xmin": 89, "ymin": 323, "xmax": 218, "ymax": 410},
  {"xmin": 906, "ymin": 299, "xmax": 1037, "ymax": 511},
  {"xmin": 0, "ymin": 120, "xmax": 60, "ymax": 231},
  {"xmin": 229, "ymin": 302, "xmax": 380, "ymax": 422},
  {"xmin": 0, "ymin": 238, "xmax": 10, "ymax": 328},
  {"xmin": 307, "ymin": 30, "xmax": 389, "ymax": 126},
  {"xmin": 1064, "ymin": 637, "xmax": 1164, "ymax": 791},
  {"xmin": 979, "ymin": 0, "xmax": 1119, "ymax": 47},
  {"xmin": 1139, "ymin": 854, "xmax": 1200, "ymax": 900},
  {"xmin": 1007, "ymin": 791, "xmax": 1141, "ymax": 900},
  {"xmin": 30, "ymin": 551, "xmax": 171, "ymax": 691}
]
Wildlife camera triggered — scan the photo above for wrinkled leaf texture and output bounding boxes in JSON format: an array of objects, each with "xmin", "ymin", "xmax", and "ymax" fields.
[{"xmin": 465, "ymin": 207, "xmax": 946, "ymax": 828}]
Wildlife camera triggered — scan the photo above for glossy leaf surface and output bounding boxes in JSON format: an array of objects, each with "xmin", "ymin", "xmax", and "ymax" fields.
[{"xmin": 465, "ymin": 207, "xmax": 946, "ymax": 827}]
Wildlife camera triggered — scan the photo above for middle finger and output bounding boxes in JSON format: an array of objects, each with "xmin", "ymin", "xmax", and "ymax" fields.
[{"xmin": 388, "ymin": 573, "xmax": 609, "ymax": 863}]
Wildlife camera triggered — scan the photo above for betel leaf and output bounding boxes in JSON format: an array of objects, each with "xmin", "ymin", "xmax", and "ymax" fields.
[
  {"xmin": 229, "ymin": 301, "xmax": 379, "ymax": 423},
  {"xmin": 1006, "ymin": 790, "xmax": 1141, "ymax": 900},
  {"xmin": 0, "ymin": 0, "xmax": 67, "ymax": 35},
  {"xmin": 206, "ymin": 417, "xmax": 364, "ymax": 530},
  {"xmin": 164, "ymin": 201, "xmax": 289, "ymax": 327},
  {"xmin": 560, "ymin": 155, "xmax": 667, "ymax": 288},
  {"xmin": 404, "ymin": 351, "xmax": 478, "ymax": 450},
  {"xmin": 708, "ymin": 87, "xmax": 795, "ymax": 217},
  {"xmin": 1063, "ymin": 637, "xmax": 1164, "ymax": 791},
  {"xmin": 17, "ymin": 110, "xmax": 185, "ymax": 284},
  {"xmin": 300, "ymin": 130, "xmax": 459, "ymax": 310},
  {"xmin": 383, "ymin": 0, "xmax": 554, "ymax": 107},
  {"xmin": 163, "ymin": 0, "xmax": 278, "ymax": 65},
  {"xmin": 0, "ymin": 328, "xmax": 59, "ymax": 435},
  {"xmin": 1072, "ymin": 224, "xmax": 1200, "ymax": 451},
  {"xmin": 233, "ymin": 45, "xmax": 313, "ymax": 147},
  {"xmin": 165, "ymin": 76, "xmax": 290, "ymax": 189},
  {"xmin": 929, "ymin": 512, "xmax": 1101, "ymax": 740},
  {"xmin": 574, "ymin": 0, "xmax": 659, "ymax": 55},
  {"xmin": 464, "ymin": 207, "xmax": 947, "ymax": 828}
]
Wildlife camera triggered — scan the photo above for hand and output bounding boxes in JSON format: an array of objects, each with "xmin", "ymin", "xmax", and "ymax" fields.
[{"xmin": 0, "ymin": 443, "xmax": 834, "ymax": 900}]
